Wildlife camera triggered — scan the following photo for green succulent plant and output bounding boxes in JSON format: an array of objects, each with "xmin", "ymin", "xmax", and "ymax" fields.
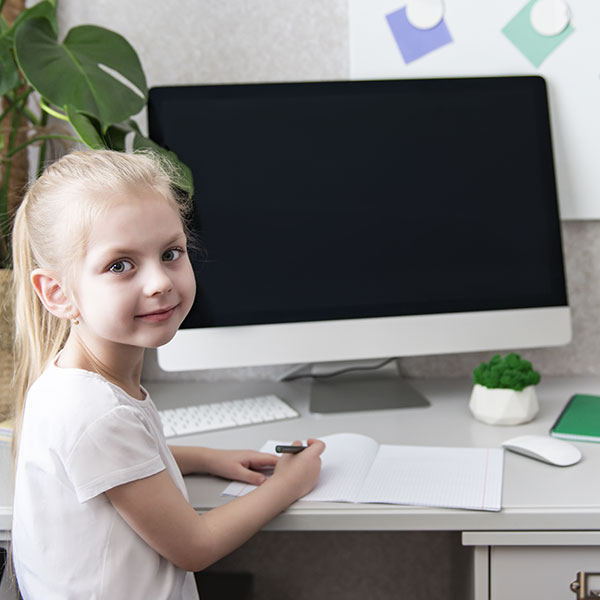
[
  {"xmin": 0, "ymin": 0, "xmax": 193, "ymax": 267},
  {"xmin": 473, "ymin": 353, "xmax": 540, "ymax": 392}
]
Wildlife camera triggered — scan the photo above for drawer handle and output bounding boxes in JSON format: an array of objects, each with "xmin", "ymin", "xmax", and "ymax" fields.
[{"xmin": 571, "ymin": 572, "xmax": 600, "ymax": 599}]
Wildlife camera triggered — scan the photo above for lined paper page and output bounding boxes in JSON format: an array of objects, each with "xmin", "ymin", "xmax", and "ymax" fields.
[
  {"xmin": 222, "ymin": 433, "xmax": 380, "ymax": 500},
  {"xmin": 302, "ymin": 433, "xmax": 379, "ymax": 502},
  {"xmin": 356, "ymin": 445, "xmax": 504, "ymax": 511}
]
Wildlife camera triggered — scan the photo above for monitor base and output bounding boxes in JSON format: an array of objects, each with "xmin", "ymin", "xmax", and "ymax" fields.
[{"xmin": 309, "ymin": 373, "xmax": 430, "ymax": 414}]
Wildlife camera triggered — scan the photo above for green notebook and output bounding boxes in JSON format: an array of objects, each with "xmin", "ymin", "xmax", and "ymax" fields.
[{"xmin": 551, "ymin": 394, "xmax": 600, "ymax": 442}]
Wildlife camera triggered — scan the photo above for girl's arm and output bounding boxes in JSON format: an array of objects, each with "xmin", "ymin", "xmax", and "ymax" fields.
[
  {"xmin": 106, "ymin": 439, "xmax": 324, "ymax": 572},
  {"xmin": 169, "ymin": 445, "xmax": 278, "ymax": 485},
  {"xmin": 168, "ymin": 445, "xmax": 213, "ymax": 475}
]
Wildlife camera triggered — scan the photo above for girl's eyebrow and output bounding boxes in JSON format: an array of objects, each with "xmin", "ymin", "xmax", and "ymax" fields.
[{"xmin": 95, "ymin": 232, "xmax": 187, "ymax": 260}]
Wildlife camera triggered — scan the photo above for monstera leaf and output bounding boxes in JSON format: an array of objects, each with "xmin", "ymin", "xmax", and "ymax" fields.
[
  {"xmin": 15, "ymin": 17, "xmax": 147, "ymax": 132},
  {"xmin": 11, "ymin": 0, "xmax": 58, "ymax": 36},
  {"xmin": 0, "ymin": 0, "xmax": 58, "ymax": 96},
  {"xmin": 0, "ymin": 36, "xmax": 19, "ymax": 96},
  {"xmin": 65, "ymin": 105, "xmax": 104, "ymax": 148}
]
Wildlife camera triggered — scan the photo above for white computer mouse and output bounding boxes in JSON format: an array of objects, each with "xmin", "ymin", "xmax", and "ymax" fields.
[{"xmin": 501, "ymin": 434, "xmax": 582, "ymax": 467}]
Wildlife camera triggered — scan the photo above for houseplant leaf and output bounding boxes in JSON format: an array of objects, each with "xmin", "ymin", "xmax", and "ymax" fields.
[
  {"xmin": 0, "ymin": 36, "xmax": 19, "ymax": 96},
  {"xmin": 11, "ymin": 0, "xmax": 58, "ymax": 37},
  {"xmin": 103, "ymin": 122, "xmax": 131, "ymax": 152},
  {"xmin": 14, "ymin": 18, "xmax": 147, "ymax": 131},
  {"xmin": 65, "ymin": 106, "xmax": 104, "ymax": 149},
  {"xmin": 0, "ymin": 1, "xmax": 58, "ymax": 101}
]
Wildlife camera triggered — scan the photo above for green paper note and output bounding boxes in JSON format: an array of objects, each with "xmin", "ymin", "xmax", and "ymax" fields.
[{"xmin": 502, "ymin": 0, "xmax": 574, "ymax": 68}]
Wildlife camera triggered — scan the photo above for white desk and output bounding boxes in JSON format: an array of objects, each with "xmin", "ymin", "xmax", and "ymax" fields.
[{"xmin": 3, "ymin": 375, "xmax": 600, "ymax": 599}]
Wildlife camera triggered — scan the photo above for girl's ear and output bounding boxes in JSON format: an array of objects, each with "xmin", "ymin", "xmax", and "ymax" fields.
[{"xmin": 30, "ymin": 269, "xmax": 78, "ymax": 321}]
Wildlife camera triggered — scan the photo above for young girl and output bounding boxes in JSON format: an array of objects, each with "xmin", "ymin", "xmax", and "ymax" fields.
[{"xmin": 11, "ymin": 150, "xmax": 324, "ymax": 599}]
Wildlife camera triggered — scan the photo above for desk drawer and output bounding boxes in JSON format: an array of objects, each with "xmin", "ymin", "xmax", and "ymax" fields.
[
  {"xmin": 491, "ymin": 545, "xmax": 600, "ymax": 600},
  {"xmin": 463, "ymin": 532, "xmax": 600, "ymax": 600}
]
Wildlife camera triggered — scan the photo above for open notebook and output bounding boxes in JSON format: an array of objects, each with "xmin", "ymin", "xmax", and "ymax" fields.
[{"xmin": 223, "ymin": 433, "xmax": 504, "ymax": 511}]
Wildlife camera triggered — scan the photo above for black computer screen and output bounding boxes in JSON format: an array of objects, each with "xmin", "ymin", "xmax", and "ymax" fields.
[{"xmin": 148, "ymin": 77, "xmax": 567, "ymax": 329}]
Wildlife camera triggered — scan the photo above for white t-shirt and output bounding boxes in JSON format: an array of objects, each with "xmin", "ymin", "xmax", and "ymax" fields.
[{"xmin": 12, "ymin": 363, "xmax": 199, "ymax": 600}]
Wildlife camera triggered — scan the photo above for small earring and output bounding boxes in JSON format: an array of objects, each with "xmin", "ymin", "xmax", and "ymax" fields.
[{"xmin": 71, "ymin": 317, "xmax": 79, "ymax": 326}]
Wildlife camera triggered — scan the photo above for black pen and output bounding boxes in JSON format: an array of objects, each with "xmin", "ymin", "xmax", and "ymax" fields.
[{"xmin": 275, "ymin": 444, "xmax": 307, "ymax": 454}]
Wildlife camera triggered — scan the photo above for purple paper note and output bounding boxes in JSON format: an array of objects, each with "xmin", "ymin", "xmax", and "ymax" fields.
[{"xmin": 386, "ymin": 6, "xmax": 453, "ymax": 64}]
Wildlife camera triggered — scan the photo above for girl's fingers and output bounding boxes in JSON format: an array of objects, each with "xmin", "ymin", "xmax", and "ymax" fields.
[
  {"xmin": 247, "ymin": 452, "xmax": 279, "ymax": 468},
  {"xmin": 242, "ymin": 468, "xmax": 267, "ymax": 485},
  {"xmin": 306, "ymin": 438, "xmax": 326, "ymax": 455}
]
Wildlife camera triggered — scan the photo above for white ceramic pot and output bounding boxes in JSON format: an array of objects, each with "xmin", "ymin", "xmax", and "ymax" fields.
[{"xmin": 469, "ymin": 384, "xmax": 539, "ymax": 425}]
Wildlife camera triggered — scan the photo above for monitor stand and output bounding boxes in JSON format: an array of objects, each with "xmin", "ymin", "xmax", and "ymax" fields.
[
  {"xmin": 281, "ymin": 360, "xmax": 430, "ymax": 414},
  {"xmin": 309, "ymin": 372, "xmax": 430, "ymax": 414}
]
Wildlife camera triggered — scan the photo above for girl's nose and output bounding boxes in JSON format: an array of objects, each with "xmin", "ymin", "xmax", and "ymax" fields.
[{"xmin": 145, "ymin": 266, "xmax": 173, "ymax": 296}]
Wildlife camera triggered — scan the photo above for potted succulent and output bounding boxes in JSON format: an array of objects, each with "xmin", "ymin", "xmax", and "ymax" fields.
[
  {"xmin": 469, "ymin": 353, "xmax": 541, "ymax": 425},
  {"xmin": 0, "ymin": 0, "xmax": 192, "ymax": 419}
]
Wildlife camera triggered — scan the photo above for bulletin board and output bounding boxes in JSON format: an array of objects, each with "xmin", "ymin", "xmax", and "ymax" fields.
[{"xmin": 349, "ymin": 0, "xmax": 600, "ymax": 219}]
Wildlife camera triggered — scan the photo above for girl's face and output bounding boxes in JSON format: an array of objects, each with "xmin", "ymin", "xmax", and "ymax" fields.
[{"xmin": 70, "ymin": 188, "xmax": 196, "ymax": 353}]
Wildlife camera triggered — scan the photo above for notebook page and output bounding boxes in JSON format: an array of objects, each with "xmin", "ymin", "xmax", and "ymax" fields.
[
  {"xmin": 222, "ymin": 433, "xmax": 380, "ymax": 501},
  {"xmin": 302, "ymin": 433, "xmax": 380, "ymax": 502},
  {"xmin": 356, "ymin": 445, "xmax": 504, "ymax": 511}
]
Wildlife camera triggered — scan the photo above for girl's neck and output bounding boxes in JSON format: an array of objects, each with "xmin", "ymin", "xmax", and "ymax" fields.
[{"xmin": 57, "ymin": 332, "xmax": 146, "ymax": 400}]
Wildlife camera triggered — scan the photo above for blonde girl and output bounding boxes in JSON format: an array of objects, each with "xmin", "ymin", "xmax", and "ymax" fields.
[{"xmin": 11, "ymin": 150, "xmax": 324, "ymax": 599}]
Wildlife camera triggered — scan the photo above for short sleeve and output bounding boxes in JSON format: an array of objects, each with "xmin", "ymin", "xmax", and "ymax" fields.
[{"xmin": 65, "ymin": 405, "xmax": 166, "ymax": 503}]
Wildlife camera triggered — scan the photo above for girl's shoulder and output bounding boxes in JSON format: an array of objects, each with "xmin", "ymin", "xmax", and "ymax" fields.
[
  {"xmin": 27, "ymin": 365, "xmax": 126, "ymax": 435},
  {"xmin": 23, "ymin": 365, "xmax": 159, "ymax": 461}
]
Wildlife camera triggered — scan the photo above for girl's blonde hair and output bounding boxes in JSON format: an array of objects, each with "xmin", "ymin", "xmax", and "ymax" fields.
[{"xmin": 11, "ymin": 149, "xmax": 191, "ymax": 461}]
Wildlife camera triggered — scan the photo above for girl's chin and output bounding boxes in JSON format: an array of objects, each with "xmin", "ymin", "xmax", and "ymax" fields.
[{"xmin": 143, "ymin": 328, "xmax": 181, "ymax": 350}]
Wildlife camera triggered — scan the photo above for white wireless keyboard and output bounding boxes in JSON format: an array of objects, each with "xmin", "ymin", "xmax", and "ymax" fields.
[{"xmin": 158, "ymin": 394, "xmax": 299, "ymax": 438}]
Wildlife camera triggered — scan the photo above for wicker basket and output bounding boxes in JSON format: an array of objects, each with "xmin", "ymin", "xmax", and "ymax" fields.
[{"xmin": 0, "ymin": 268, "xmax": 14, "ymax": 421}]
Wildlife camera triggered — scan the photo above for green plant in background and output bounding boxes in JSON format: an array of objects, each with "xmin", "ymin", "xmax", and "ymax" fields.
[
  {"xmin": 473, "ymin": 353, "xmax": 540, "ymax": 391},
  {"xmin": 0, "ymin": 0, "xmax": 193, "ymax": 268}
]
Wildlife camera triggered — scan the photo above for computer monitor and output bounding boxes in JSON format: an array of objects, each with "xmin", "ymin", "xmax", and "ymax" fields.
[{"xmin": 148, "ymin": 76, "xmax": 571, "ymax": 412}]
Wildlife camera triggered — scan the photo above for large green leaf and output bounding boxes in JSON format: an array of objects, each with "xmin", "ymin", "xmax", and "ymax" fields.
[
  {"xmin": 66, "ymin": 105, "xmax": 104, "ymax": 149},
  {"xmin": 12, "ymin": 0, "xmax": 58, "ymax": 38},
  {"xmin": 0, "ymin": 16, "xmax": 9, "ymax": 35},
  {"xmin": 69, "ymin": 111, "xmax": 131, "ymax": 151},
  {"xmin": 15, "ymin": 18, "xmax": 147, "ymax": 132},
  {"xmin": 103, "ymin": 121, "xmax": 131, "ymax": 152},
  {"xmin": 0, "ymin": 0, "xmax": 57, "ymax": 96},
  {"xmin": 0, "ymin": 36, "xmax": 18, "ymax": 95}
]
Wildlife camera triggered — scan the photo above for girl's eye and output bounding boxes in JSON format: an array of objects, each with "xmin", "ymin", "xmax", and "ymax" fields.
[
  {"xmin": 109, "ymin": 260, "xmax": 133, "ymax": 274},
  {"xmin": 162, "ymin": 248, "xmax": 183, "ymax": 262}
]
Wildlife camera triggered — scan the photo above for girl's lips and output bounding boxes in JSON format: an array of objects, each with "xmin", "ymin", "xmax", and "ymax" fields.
[{"xmin": 136, "ymin": 305, "xmax": 178, "ymax": 323}]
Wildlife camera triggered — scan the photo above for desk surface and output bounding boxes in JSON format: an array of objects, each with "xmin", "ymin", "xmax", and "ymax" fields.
[{"xmin": 3, "ymin": 375, "xmax": 600, "ymax": 535}]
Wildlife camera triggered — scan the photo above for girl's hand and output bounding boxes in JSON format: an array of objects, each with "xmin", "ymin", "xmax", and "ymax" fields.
[
  {"xmin": 204, "ymin": 448, "xmax": 279, "ymax": 486},
  {"xmin": 270, "ymin": 438, "xmax": 325, "ymax": 500}
]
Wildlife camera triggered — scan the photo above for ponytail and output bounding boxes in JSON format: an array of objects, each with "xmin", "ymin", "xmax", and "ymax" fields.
[{"xmin": 11, "ymin": 197, "xmax": 69, "ymax": 463}]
